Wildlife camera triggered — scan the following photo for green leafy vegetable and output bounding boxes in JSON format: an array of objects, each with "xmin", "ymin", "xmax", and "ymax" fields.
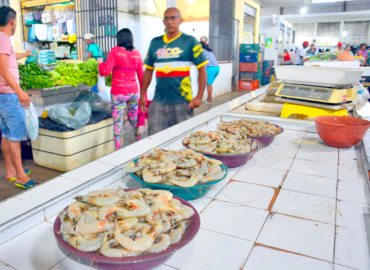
[{"xmin": 106, "ymin": 73, "xmax": 112, "ymax": 87}]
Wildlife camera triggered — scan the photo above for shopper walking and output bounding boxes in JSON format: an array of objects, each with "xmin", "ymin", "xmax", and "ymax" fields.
[
  {"xmin": 278, "ymin": 49, "xmax": 292, "ymax": 65},
  {"xmin": 201, "ymin": 41, "xmax": 219, "ymax": 104},
  {"xmin": 140, "ymin": 7, "xmax": 208, "ymax": 135},
  {"xmin": 294, "ymin": 41, "xmax": 309, "ymax": 65},
  {"xmin": 358, "ymin": 44, "xmax": 369, "ymax": 67},
  {"xmin": 306, "ymin": 44, "xmax": 316, "ymax": 56},
  {"xmin": 0, "ymin": 7, "xmax": 37, "ymax": 189},
  {"xmin": 98, "ymin": 28, "xmax": 144, "ymax": 150}
]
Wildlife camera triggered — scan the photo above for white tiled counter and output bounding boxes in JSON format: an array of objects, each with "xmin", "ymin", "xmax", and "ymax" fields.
[{"xmin": 1, "ymin": 86, "xmax": 370, "ymax": 270}]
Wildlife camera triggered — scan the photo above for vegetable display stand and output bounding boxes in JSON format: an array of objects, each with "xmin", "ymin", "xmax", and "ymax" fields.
[{"xmin": 31, "ymin": 111, "xmax": 114, "ymax": 172}]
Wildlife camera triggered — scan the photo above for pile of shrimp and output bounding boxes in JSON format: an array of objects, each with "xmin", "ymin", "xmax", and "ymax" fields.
[
  {"xmin": 217, "ymin": 119, "xmax": 282, "ymax": 137},
  {"xmin": 183, "ymin": 130, "xmax": 259, "ymax": 154},
  {"xmin": 58, "ymin": 188, "xmax": 194, "ymax": 257},
  {"xmin": 125, "ymin": 148, "xmax": 226, "ymax": 187}
]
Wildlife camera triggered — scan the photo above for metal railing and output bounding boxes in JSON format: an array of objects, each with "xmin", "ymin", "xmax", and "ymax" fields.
[{"xmin": 75, "ymin": 0, "xmax": 118, "ymax": 61}]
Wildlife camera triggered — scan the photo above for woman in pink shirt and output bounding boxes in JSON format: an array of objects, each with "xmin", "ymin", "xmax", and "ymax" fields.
[{"xmin": 98, "ymin": 29, "xmax": 143, "ymax": 150}]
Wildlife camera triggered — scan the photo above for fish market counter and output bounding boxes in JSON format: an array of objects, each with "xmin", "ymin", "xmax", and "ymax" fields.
[{"xmin": 1, "ymin": 85, "xmax": 370, "ymax": 270}]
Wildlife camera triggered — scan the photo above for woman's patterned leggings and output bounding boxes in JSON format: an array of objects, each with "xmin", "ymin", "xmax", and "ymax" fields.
[{"xmin": 111, "ymin": 93, "xmax": 140, "ymax": 150}]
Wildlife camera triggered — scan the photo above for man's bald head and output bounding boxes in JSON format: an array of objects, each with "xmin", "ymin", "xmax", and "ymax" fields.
[
  {"xmin": 164, "ymin": 7, "xmax": 181, "ymax": 18},
  {"xmin": 163, "ymin": 7, "xmax": 182, "ymax": 35}
]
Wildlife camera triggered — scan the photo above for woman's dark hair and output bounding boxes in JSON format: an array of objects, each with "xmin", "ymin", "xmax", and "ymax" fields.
[
  {"xmin": 0, "ymin": 6, "xmax": 16, "ymax": 27},
  {"xmin": 360, "ymin": 43, "xmax": 366, "ymax": 50},
  {"xmin": 348, "ymin": 45, "xmax": 355, "ymax": 55},
  {"xmin": 117, "ymin": 28, "xmax": 134, "ymax": 51},
  {"xmin": 201, "ymin": 41, "xmax": 212, "ymax": 52},
  {"xmin": 325, "ymin": 49, "xmax": 330, "ymax": 52}
]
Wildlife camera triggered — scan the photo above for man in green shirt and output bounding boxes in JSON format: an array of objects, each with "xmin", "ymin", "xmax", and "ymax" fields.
[
  {"xmin": 84, "ymin": 33, "xmax": 103, "ymax": 60},
  {"xmin": 139, "ymin": 7, "xmax": 208, "ymax": 135}
]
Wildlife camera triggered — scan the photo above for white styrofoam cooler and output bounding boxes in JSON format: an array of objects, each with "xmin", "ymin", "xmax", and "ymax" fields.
[
  {"xmin": 274, "ymin": 66, "xmax": 364, "ymax": 86},
  {"xmin": 31, "ymin": 118, "xmax": 115, "ymax": 172},
  {"xmin": 304, "ymin": 61, "xmax": 361, "ymax": 69}
]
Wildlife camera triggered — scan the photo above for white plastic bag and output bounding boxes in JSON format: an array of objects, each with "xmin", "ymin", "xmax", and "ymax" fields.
[
  {"xmin": 97, "ymin": 75, "xmax": 106, "ymax": 93},
  {"xmin": 98, "ymin": 86, "xmax": 111, "ymax": 103},
  {"xmin": 25, "ymin": 103, "xmax": 39, "ymax": 141}
]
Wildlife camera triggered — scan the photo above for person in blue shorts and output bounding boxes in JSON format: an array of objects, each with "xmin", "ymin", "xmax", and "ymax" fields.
[{"xmin": 201, "ymin": 41, "xmax": 219, "ymax": 104}]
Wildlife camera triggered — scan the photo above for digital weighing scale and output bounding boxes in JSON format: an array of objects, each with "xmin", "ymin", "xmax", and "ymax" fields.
[{"xmin": 273, "ymin": 66, "xmax": 364, "ymax": 106}]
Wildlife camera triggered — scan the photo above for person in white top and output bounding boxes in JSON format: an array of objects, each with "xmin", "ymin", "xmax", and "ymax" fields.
[{"xmin": 294, "ymin": 41, "xmax": 309, "ymax": 65}]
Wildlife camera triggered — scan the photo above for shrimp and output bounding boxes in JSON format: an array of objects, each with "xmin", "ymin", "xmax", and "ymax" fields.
[
  {"xmin": 74, "ymin": 195, "xmax": 121, "ymax": 207},
  {"xmin": 125, "ymin": 161, "xmax": 143, "ymax": 173},
  {"xmin": 98, "ymin": 204, "xmax": 124, "ymax": 220},
  {"xmin": 60, "ymin": 213, "xmax": 73, "ymax": 234},
  {"xmin": 133, "ymin": 222, "xmax": 152, "ymax": 230},
  {"xmin": 115, "ymin": 199, "xmax": 150, "ymax": 218},
  {"xmin": 172, "ymin": 205, "xmax": 195, "ymax": 224},
  {"xmin": 68, "ymin": 202, "xmax": 90, "ymax": 224},
  {"xmin": 152, "ymin": 160, "xmax": 176, "ymax": 175},
  {"xmin": 208, "ymin": 163, "xmax": 222, "ymax": 175},
  {"xmin": 84, "ymin": 209, "xmax": 99, "ymax": 224},
  {"xmin": 75, "ymin": 214, "xmax": 114, "ymax": 235},
  {"xmin": 140, "ymin": 190, "xmax": 173, "ymax": 205},
  {"xmin": 169, "ymin": 173, "xmax": 205, "ymax": 187},
  {"xmin": 148, "ymin": 234, "xmax": 171, "ymax": 253},
  {"xmin": 169, "ymin": 220, "xmax": 190, "ymax": 245},
  {"xmin": 64, "ymin": 232, "xmax": 105, "ymax": 252},
  {"xmin": 142, "ymin": 169, "xmax": 166, "ymax": 183},
  {"xmin": 117, "ymin": 217, "xmax": 139, "ymax": 232},
  {"xmin": 202, "ymin": 170, "xmax": 226, "ymax": 183},
  {"xmin": 101, "ymin": 239, "xmax": 142, "ymax": 258},
  {"xmin": 115, "ymin": 219, "xmax": 169, "ymax": 252},
  {"xmin": 169, "ymin": 198, "xmax": 182, "ymax": 206}
]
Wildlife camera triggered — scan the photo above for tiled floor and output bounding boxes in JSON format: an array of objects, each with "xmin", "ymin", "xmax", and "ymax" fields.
[
  {"xmin": 0, "ymin": 117, "xmax": 369, "ymax": 269},
  {"xmin": 0, "ymin": 91, "xmax": 247, "ymax": 202}
]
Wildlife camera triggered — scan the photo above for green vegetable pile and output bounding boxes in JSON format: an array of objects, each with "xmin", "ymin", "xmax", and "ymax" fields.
[
  {"xmin": 19, "ymin": 58, "xmax": 99, "ymax": 91},
  {"xmin": 308, "ymin": 51, "xmax": 339, "ymax": 61}
]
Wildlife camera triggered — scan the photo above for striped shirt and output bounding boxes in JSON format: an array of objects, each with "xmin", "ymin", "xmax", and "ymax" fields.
[{"xmin": 203, "ymin": 50, "xmax": 218, "ymax": 68}]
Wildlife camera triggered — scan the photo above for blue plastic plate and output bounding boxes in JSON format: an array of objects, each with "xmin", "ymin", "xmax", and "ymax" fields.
[{"xmin": 129, "ymin": 158, "xmax": 228, "ymax": 201}]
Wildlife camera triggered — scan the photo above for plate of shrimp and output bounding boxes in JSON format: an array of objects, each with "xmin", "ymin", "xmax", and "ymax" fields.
[
  {"xmin": 54, "ymin": 188, "xmax": 200, "ymax": 270},
  {"xmin": 217, "ymin": 119, "xmax": 284, "ymax": 147},
  {"xmin": 125, "ymin": 149, "xmax": 228, "ymax": 200},
  {"xmin": 182, "ymin": 131, "xmax": 263, "ymax": 168}
]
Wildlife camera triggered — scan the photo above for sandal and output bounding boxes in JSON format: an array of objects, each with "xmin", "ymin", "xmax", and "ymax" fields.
[
  {"xmin": 15, "ymin": 180, "xmax": 38, "ymax": 189},
  {"xmin": 205, "ymin": 101, "xmax": 212, "ymax": 104},
  {"xmin": 7, "ymin": 169, "xmax": 32, "ymax": 182}
]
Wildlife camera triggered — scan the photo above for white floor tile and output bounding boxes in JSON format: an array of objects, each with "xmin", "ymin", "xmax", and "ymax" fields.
[
  {"xmin": 201, "ymin": 200, "xmax": 268, "ymax": 241},
  {"xmin": 296, "ymin": 145, "xmax": 338, "ymax": 164},
  {"xmin": 334, "ymin": 227, "xmax": 370, "ymax": 270},
  {"xmin": 337, "ymin": 180, "xmax": 369, "ymax": 205},
  {"xmin": 87, "ymin": 170, "xmax": 124, "ymax": 191},
  {"xmin": 244, "ymin": 152, "xmax": 294, "ymax": 171},
  {"xmin": 258, "ymin": 144, "xmax": 298, "ymax": 159},
  {"xmin": 233, "ymin": 166, "xmax": 286, "ymax": 188},
  {"xmin": 334, "ymin": 264, "xmax": 360, "ymax": 270},
  {"xmin": 273, "ymin": 130, "xmax": 306, "ymax": 148},
  {"xmin": 46, "ymin": 214, "xmax": 58, "ymax": 224},
  {"xmin": 272, "ymin": 190, "xmax": 336, "ymax": 224},
  {"xmin": 61, "ymin": 161, "xmax": 118, "ymax": 183},
  {"xmin": 282, "ymin": 172, "xmax": 338, "ymax": 198},
  {"xmin": 188, "ymin": 196, "xmax": 213, "ymax": 213},
  {"xmin": 0, "ymin": 222, "xmax": 68, "ymax": 270},
  {"xmin": 50, "ymin": 255, "xmax": 96, "ymax": 270},
  {"xmin": 290, "ymin": 159, "xmax": 338, "ymax": 179},
  {"xmin": 0, "ymin": 197, "xmax": 37, "ymax": 224},
  {"xmin": 243, "ymin": 246, "xmax": 334, "ymax": 270},
  {"xmin": 339, "ymin": 147, "xmax": 362, "ymax": 167},
  {"xmin": 16, "ymin": 177, "xmax": 81, "ymax": 205},
  {"xmin": 215, "ymin": 181, "xmax": 275, "ymax": 210},
  {"xmin": 257, "ymin": 214, "xmax": 335, "ymax": 261},
  {"xmin": 0, "ymin": 261, "xmax": 15, "ymax": 270},
  {"xmin": 336, "ymin": 200, "xmax": 370, "ymax": 232},
  {"xmin": 338, "ymin": 165, "xmax": 367, "ymax": 183},
  {"xmin": 165, "ymin": 228, "xmax": 254, "ymax": 270}
]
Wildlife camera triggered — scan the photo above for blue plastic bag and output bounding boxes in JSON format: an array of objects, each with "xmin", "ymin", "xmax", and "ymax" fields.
[
  {"xmin": 28, "ymin": 25, "xmax": 37, "ymax": 42},
  {"xmin": 25, "ymin": 49, "xmax": 38, "ymax": 65}
]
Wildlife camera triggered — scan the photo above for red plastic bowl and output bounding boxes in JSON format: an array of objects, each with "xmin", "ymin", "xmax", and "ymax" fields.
[
  {"xmin": 53, "ymin": 190, "xmax": 200, "ymax": 270},
  {"xmin": 314, "ymin": 116, "xmax": 370, "ymax": 148}
]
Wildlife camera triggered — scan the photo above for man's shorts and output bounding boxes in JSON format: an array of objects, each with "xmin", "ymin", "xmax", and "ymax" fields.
[
  {"xmin": 0, "ymin": 94, "xmax": 27, "ymax": 142},
  {"xmin": 206, "ymin": 66, "xmax": 220, "ymax": 85}
]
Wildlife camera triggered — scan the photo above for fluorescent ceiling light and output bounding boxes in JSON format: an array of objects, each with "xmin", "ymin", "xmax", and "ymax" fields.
[
  {"xmin": 343, "ymin": 31, "xmax": 348, "ymax": 36},
  {"xmin": 300, "ymin": 7, "xmax": 307, "ymax": 14},
  {"xmin": 312, "ymin": 0, "xmax": 352, "ymax": 3}
]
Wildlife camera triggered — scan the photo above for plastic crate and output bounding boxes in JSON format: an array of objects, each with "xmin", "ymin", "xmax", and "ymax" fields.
[
  {"xmin": 240, "ymin": 71, "xmax": 262, "ymax": 81},
  {"xmin": 270, "ymin": 67, "xmax": 275, "ymax": 75},
  {"xmin": 239, "ymin": 80, "xmax": 260, "ymax": 90},
  {"xmin": 240, "ymin": 44, "xmax": 259, "ymax": 54},
  {"xmin": 270, "ymin": 60, "xmax": 274, "ymax": 67},
  {"xmin": 263, "ymin": 68, "xmax": 271, "ymax": 78},
  {"xmin": 263, "ymin": 60, "xmax": 271, "ymax": 70},
  {"xmin": 240, "ymin": 53, "xmax": 258, "ymax": 63},
  {"xmin": 239, "ymin": 62, "xmax": 262, "ymax": 72},
  {"xmin": 261, "ymin": 76, "xmax": 271, "ymax": 86}
]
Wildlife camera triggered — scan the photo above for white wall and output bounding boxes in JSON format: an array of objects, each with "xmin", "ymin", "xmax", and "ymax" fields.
[
  {"xmin": 180, "ymin": 21, "xmax": 209, "ymax": 42},
  {"xmin": 259, "ymin": 16, "xmax": 294, "ymax": 65}
]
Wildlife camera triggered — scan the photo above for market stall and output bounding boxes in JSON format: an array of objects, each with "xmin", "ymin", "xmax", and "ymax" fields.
[{"xmin": 0, "ymin": 83, "xmax": 369, "ymax": 269}]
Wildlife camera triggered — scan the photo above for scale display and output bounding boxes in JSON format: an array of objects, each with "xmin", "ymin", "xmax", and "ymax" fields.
[{"xmin": 279, "ymin": 85, "xmax": 333, "ymax": 101}]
